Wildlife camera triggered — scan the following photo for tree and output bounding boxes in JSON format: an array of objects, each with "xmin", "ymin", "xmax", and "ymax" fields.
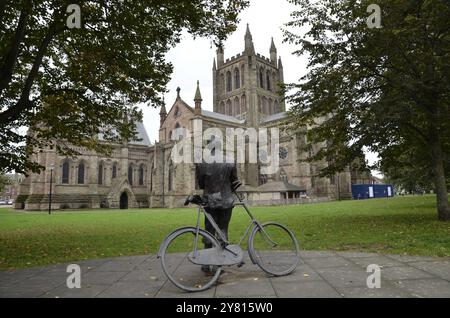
[
  {"xmin": 0, "ymin": 0, "xmax": 248, "ymax": 174},
  {"xmin": 283, "ymin": 0, "xmax": 450, "ymax": 220},
  {"xmin": 380, "ymin": 141, "xmax": 450, "ymax": 193},
  {"xmin": 380, "ymin": 148, "xmax": 433, "ymax": 194},
  {"xmin": 0, "ymin": 173, "xmax": 11, "ymax": 193}
]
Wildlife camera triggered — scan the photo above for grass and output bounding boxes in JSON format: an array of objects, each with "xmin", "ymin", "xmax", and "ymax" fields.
[{"xmin": 0, "ymin": 195, "xmax": 449, "ymax": 270}]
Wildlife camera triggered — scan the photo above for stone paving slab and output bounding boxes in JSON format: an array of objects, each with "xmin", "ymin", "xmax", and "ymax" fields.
[
  {"xmin": 349, "ymin": 256, "xmax": 406, "ymax": 268},
  {"xmin": 392, "ymin": 278, "xmax": 450, "ymax": 298},
  {"xmin": 42, "ymin": 284, "xmax": 110, "ymax": 298},
  {"xmin": 381, "ymin": 266, "xmax": 435, "ymax": 281},
  {"xmin": 407, "ymin": 261, "xmax": 450, "ymax": 281},
  {"xmin": 1, "ymin": 251, "xmax": 449, "ymax": 298},
  {"xmin": 304, "ymin": 256, "xmax": 353, "ymax": 269}
]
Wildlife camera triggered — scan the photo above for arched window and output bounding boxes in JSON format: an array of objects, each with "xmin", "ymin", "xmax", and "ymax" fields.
[
  {"xmin": 128, "ymin": 165, "xmax": 133, "ymax": 185},
  {"xmin": 98, "ymin": 161, "xmax": 103, "ymax": 185},
  {"xmin": 241, "ymin": 64, "xmax": 245, "ymax": 85},
  {"xmin": 330, "ymin": 174, "xmax": 336, "ymax": 185},
  {"xmin": 171, "ymin": 122, "xmax": 180, "ymax": 141},
  {"xmin": 308, "ymin": 146, "xmax": 314, "ymax": 159},
  {"xmin": 268, "ymin": 99, "xmax": 273, "ymax": 115},
  {"xmin": 262, "ymin": 96, "xmax": 268, "ymax": 114},
  {"xmin": 174, "ymin": 106, "xmax": 181, "ymax": 117},
  {"xmin": 150, "ymin": 163, "xmax": 153, "ymax": 193},
  {"xmin": 219, "ymin": 101, "xmax": 225, "ymax": 114},
  {"xmin": 226, "ymin": 100, "xmax": 232, "ymax": 116},
  {"xmin": 139, "ymin": 165, "xmax": 145, "ymax": 186},
  {"xmin": 61, "ymin": 160, "xmax": 70, "ymax": 184},
  {"xmin": 274, "ymin": 100, "xmax": 280, "ymax": 114},
  {"xmin": 168, "ymin": 161, "xmax": 174, "ymax": 191},
  {"xmin": 259, "ymin": 68, "xmax": 264, "ymax": 88},
  {"xmin": 78, "ymin": 161, "xmax": 85, "ymax": 184},
  {"xmin": 234, "ymin": 68, "xmax": 240, "ymax": 89},
  {"xmin": 226, "ymin": 71, "xmax": 232, "ymax": 92},
  {"xmin": 112, "ymin": 163, "xmax": 117, "ymax": 179},
  {"xmin": 234, "ymin": 97, "xmax": 240, "ymax": 116},
  {"xmin": 241, "ymin": 95, "xmax": 247, "ymax": 114},
  {"xmin": 221, "ymin": 73, "xmax": 225, "ymax": 93},
  {"xmin": 280, "ymin": 170, "xmax": 288, "ymax": 183},
  {"xmin": 266, "ymin": 70, "xmax": 271, "ymax": 91},
  {"xmin": 259, "ymin": 174, "xmax": 267, "ymax": 186},
  {"xmin": 258, "ymin": 95, "xmax": 262, "ymax": 113}
]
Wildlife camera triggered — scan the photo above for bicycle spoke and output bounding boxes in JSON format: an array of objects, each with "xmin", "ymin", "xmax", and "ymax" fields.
[
  {"xmin": 249, "ymin": 222, "xmax": 300, "ymax": 276},
  {"xmin": 160, "ymin": 228, "xmax": 222, "ymax": 292}
]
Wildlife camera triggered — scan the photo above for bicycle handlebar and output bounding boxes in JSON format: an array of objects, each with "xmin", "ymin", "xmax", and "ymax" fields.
[
  {"xmin": 185, "ymin": 180, "xmax": 244, "ymax": 206},
  {"xmin": 184, "ymin": 194, "xmax": 207, "ymax": 206}
]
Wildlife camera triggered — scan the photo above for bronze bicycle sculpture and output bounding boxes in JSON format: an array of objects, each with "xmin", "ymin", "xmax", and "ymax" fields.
[{"xmin": 157, "ymin": 182, "xmax": 300, "ymax": 292}]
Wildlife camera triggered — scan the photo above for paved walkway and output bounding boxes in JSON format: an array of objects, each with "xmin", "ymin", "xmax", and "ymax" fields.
[{"xmin": 1, "ymin": 251, "xmax": 450, "ymax": 298}]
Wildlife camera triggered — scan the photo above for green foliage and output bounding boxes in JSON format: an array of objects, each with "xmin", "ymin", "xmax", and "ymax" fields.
[
  {"xmin": 380, "ymin": 145, "xmax": 433, "ymax": 193},
  {"xmin": 0, "ymin": 0, "xmax": 249, "ymax": 175},
  {"xmin": 283, "ymin": 0, "xmax": 450, "ymax": 218},
  {"xmin": 1, "ymin": 195, "xmax": 449, "ymax": 270},
  {"xmin": 0, "ymin": 173, "xmax": 11, "ymax": 193}
]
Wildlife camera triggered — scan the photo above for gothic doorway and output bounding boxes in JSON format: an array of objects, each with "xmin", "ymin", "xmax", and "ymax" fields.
[{"xmin": 120, "ymin": 192, "xmax": 128, "ymax": 209}]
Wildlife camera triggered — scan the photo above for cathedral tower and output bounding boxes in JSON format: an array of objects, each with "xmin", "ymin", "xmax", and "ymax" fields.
[{"xmin": 212, "ymin": 25, "xmax": 286, "ymax": 127}]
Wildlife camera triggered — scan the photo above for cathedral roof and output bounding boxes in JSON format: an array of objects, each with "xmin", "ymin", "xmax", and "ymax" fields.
[
  {"xmin": 261, "ymin": 112, "xmax": 288, "ymax": 123},
  {"xmin": 98, "ymin": 121, "xmax": 151, "ymax": 146},
  {"xmin": 133, "ymin": 121, "xmax": 151, "ymax": 146},
  {"xmin": 201, "ymin": 109, "xmax": 245, "ymax": 124}
]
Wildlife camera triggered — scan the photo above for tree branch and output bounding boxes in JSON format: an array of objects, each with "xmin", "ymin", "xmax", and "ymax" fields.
[
  {"xmin": 0, "ymin": 10, "xmax": 64, "ymax": 124},
  {"xmin": 0, "ymin": 3, "xmax": 31, "ymax": 95},
  {"xmin": 0, "ymin": 0, "xmax": 8, "ymax": 22}
]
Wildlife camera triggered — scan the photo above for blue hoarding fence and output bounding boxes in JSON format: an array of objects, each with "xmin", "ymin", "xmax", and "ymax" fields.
[{"xmin": 351, "ymin": 184, "xmax": 394, "ymax": 200}]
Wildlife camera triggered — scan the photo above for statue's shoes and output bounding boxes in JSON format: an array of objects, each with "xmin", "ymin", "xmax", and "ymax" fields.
[{"xmin": 201, "ymin": 265, "xmax": 224, "ymax": 276}]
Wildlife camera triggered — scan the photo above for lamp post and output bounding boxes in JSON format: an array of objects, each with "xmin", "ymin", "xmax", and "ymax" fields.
[
  {"xmin": 48, "ymin": 164, "xmax": 54, "ymax": 214},
  {"xmin": 337, "ymin": 173, "xmax": 341, "ymax": 201}
]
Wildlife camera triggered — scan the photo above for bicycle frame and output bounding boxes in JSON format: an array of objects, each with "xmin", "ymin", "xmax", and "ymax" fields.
[
  {"xmin": 192, "ymin": 193, "xmax": 278, "ymax": 259},
  {"xmin": 157, "ymin": 191, "xmax": 301, "ymax": 292}
]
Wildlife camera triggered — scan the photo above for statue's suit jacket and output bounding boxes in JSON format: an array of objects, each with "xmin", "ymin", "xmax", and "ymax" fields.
[{"xmin": 195, "ymin": 162, "xmax": 238, "ymax": 210}]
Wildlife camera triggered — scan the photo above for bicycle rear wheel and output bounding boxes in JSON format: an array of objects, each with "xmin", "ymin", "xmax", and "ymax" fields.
[
  {"xmin": 248, "ymin": 222, "xmax": 300, "ymax": 276},
  {"xmin": 159, "ymin": 227, "xmax": 222, "ymax": 292}
]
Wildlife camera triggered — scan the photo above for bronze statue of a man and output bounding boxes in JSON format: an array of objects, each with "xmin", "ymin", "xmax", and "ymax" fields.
[
  {"xmin": 195, "ymin": 161, "xmax": 238, "ymax": 235},
  {"xmin": 195, "ymin": 142, "xmax": 239, "ymax": 274}
]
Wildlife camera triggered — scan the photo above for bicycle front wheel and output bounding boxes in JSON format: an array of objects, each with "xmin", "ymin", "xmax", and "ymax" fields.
[
  {"xmin": 248, "ymin": 222, "xmax": 300, "ymax": 276},
  {"xmin": 159, "ymin": 227, "xmax": 222, "ymax": 292}
]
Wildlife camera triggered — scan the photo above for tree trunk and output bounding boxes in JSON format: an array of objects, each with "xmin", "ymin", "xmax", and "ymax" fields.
[{"xmin": 430, "ymin": 136, "xmax": 450, "ymax": 221}]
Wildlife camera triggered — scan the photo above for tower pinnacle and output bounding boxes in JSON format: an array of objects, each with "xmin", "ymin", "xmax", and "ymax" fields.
[
  {"xmin": 244, "ymin": 23, "xmax": 255, "ymax": 55},
  {"xmin": 216, "ymin": 46, "xmax": 224, "ymax": 66},
  {"xmin": 270, "ymin": 37, "xmax": 277, "ymax": 52},
  {"xmin": 159, "ymin": 99, "xmax": 167, "ymax": 128},
  {"xmin": 194, "ymin": 80, "xmax": 202, "ymax": 115},
  {"xmin": 270, "ymin": 37, "xmax": 277, "ymax": 63}
]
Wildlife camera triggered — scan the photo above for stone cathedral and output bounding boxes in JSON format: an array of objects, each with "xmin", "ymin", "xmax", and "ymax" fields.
[{"xmin": 15, "ymin": 26, "xmax": 352, "ymax": 211}]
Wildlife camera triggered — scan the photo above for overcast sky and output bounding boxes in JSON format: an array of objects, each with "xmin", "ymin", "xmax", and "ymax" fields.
[
  {"xmin": 138, "ymin": 0, "xmax": 381, "ymax": 176},
  {"xmin": 140, "ymin": 0, "xmax": 303, "ymax": 141}
]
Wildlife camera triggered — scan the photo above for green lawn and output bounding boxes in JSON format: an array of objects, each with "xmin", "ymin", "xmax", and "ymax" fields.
[{"xmin": 1, "ymin": 195, "xmax": 449, "ymax": 270}]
